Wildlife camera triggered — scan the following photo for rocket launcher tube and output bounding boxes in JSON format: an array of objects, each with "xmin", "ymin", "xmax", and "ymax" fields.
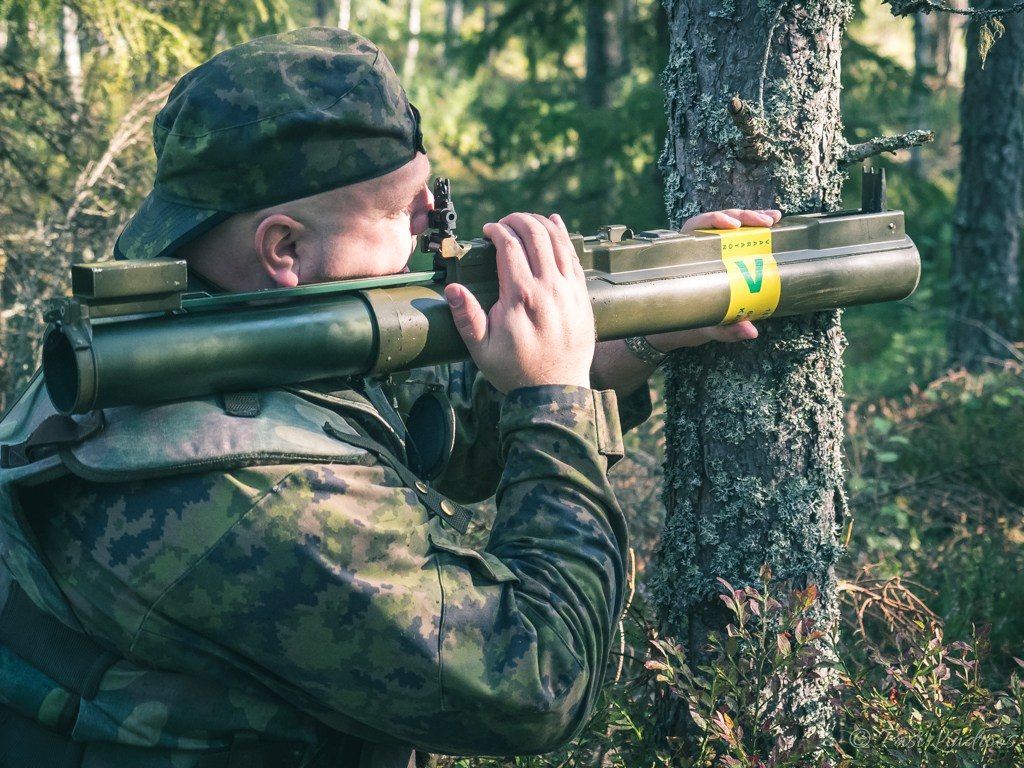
[{"xmin": 42, "ymin": 209, "xmax": 920, "ymax": 416}]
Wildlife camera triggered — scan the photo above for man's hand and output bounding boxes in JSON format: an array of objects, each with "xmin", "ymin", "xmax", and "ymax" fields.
[
  {"xmin": 649, "ymin": 207, "xmax": 783, "ymax": 352},
  {"xmin": 680, "ymin": 208, "xmax": 781, "ymax": 234},
  {"xmin": 444, "ymin": 212, "xmax": 594, "ymax": 394},
  {"xmin": 591, "ymin": 206, "xmax": 782, "ymax": 398}
]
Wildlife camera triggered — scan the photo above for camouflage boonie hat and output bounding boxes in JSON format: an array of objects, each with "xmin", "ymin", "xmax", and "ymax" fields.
[{"xmin": 115, "ymin": 27, "xmax": 424, "ymax": 261}]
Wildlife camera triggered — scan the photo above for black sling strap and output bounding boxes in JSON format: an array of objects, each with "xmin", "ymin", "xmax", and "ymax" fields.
[
  {"xmin": 0, "ymin": 582, "xmax": 118, "ymax": 704},
  {"xmin": 0, "ymin": 582, "xmax": 114, "ymax": 767},
  {"xmin": 0, "ymin": 584, "xmax": 315, "ymax": 767},
  {"xmin": 0, "ymin": 704, "xmax": 83, "ymax": 768}
]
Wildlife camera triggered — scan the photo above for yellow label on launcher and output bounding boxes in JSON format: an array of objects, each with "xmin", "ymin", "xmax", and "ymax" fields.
[{"xmin": 696, "ymin": 227, "xmax": 781, "ymax": 323}]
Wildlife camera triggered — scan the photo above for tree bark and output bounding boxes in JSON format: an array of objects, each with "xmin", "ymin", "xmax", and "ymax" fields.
[
  {"xmin": 649, "ymin": 0, "xmax": 850, "ymax": 750},
  {"xmin": 947, "ymin": 7, "xmax": 1024, "ymax": 370}
]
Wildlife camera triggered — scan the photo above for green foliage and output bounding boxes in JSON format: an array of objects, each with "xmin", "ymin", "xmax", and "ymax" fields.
[
  {"xmin": 839, "ymin": 625, "xmax": 1024, "ymax": 766},
  {"xmin": 1, "ymin": 0, "xmax": 192, "ymax": 76},
  {"xmin": 413, "ymin": 0, "xmax": 669, "ymax": 237},
  {"xmin": 437, "ymin": 573, "xmax": 840, "ymax": 768},
  {"xmin": 845, "ymin": 364, "xmax": 1024, "ymax": 680},
  {"xmin": 0, "ymin": 0, "xmax": 294, "ymax": 407},
  {"xmin": 447, "ymin": 78, "xmax": 667, "ymax": 237},
  {"xmin": 646, "ymin": 572, "xmax": 832, "ymax": 767},
  {"xmin": 0, "ymin": 1, "xmax": 1021, "ymax": 763},
  {"xmin": 440, "ymin": 578, "xmax": 1024, "ymax": 767},
  {"xmin": 842, "ymin": 282, "xmax": 949, "ymax": 401},
  {"xmin": 840, "ymin": 8, "xmax": 960, "ymax": 401},
  {"xmin": 841, "ymin": 37, "xmax": 915, "ymax": 144}
]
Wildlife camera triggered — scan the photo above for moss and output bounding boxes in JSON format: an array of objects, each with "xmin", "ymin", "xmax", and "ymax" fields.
[{"xmin": 713, "ymin": 0, "xmax": 737, "ymax": 18}]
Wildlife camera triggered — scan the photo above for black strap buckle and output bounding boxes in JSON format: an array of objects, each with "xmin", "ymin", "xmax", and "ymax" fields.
[{"xmin": 0, "ymin": 411, "xmax": 105, "ymax": 469}]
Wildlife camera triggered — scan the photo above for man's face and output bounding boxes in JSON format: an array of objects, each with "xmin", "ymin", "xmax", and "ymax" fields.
[{"xmin": 303, "ymin": 152, "xmax": 434, "ymax": 283}]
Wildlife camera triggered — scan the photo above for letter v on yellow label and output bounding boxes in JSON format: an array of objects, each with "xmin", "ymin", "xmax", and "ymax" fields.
[{"xmin": 696, "ymin": 227, "xmax": 781, "ymax": 323}]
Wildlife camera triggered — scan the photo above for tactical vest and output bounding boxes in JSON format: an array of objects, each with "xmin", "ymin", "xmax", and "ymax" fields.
[{"xmin": 0, "ymin": 375, "xmax": 468, "ymax": 768}]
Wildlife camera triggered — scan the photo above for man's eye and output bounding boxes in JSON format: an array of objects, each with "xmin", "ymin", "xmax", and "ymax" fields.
[{"xmin": 386, "ymin": 199, "xmax": 416, "ymax": 219}]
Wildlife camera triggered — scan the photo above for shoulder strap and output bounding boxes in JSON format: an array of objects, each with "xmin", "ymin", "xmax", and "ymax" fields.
[
  {"xmin": 0, "ymin": 579, "xmax": 323, "ymax": 768},
  {"xmin": 0, "ymin": 581, "xmax": 117, "ymax": 704}
]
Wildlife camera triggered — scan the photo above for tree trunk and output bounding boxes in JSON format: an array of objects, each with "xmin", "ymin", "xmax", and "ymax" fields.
[
  {"xmin": 403, "ymin": 0, "xmax": 422, "ymax": 81},
  {"xmin": 444, "ymin": 0, "xmax": 463, "ymax": 60},
  {"xmin": 649, "ymin": 0, "xmax": 850, "ymax": 751},
  {"xmin": 909, "ymin": 11, "xmax": 939, "ymax": 175},
  {"xmin": 585, "ymin": 0, "xmax": 621, "ymax": 109},
  {"xmin": 909, "ymin": 6, "xmax": 966, "ymax": 173},
  {"xmin": 60, "ymin": 5, "xmax": 84, "ymax": 108},
  {"xmin": 338, "ymin": 0, "xmax": 352, "ymax": 30},
  {"xmin": 947, "ymin": 8, "xmax": 1024, "ymax": 370},
  {"xmin": 4, "ymin": 5, "xmax": 26, "ymax": 60},
  {"xmin": 937, "ymin": 0, "xmax": 968, "ymax": 83}
]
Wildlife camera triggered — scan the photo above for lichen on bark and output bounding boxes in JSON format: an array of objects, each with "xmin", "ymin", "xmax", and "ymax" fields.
[{"xmin": 650, "ymin": 0, "xmax": 853, "ymax": 749}]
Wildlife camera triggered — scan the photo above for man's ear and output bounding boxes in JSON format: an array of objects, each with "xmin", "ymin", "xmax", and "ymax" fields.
[{"xmin": 254, "ymin": 214, "xmax": 304, "ymax": 288}]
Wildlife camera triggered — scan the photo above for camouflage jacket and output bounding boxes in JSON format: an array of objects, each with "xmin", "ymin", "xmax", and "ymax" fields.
[{"xmin": 0, "ymin": 366, "xmax": 633, "ymax": 766}]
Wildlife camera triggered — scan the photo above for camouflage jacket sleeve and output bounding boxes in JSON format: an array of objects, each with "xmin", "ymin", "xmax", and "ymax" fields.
[{"xmin": 38, "ymin": 385, "xmax": 628, "ymax": 756}]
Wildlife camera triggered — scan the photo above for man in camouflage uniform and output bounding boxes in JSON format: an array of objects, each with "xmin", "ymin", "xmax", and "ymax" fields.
[{"xmin": 0, "ymin": 28, "xmax": 778, "ymax": 767}]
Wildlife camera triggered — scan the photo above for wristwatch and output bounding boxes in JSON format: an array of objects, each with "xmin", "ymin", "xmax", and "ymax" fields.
[{"xmin": 624, "ymin": 335, "xmax": 669, "ymax": 367}]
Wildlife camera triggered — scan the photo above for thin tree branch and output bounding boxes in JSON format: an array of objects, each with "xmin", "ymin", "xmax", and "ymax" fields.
[
  {"xmin": 886, "ymin": 0, "xmax": 1024, "ymax": 18},
  {"xmin": 840, "ymin": 129, "xmax": 934, "ymax": 165},
  {"xmin": 727, "ymin": 95, "xmax": 775, "ymax": 161},
  {"xmin": 614, "ymin": 546, "xmax": 637, "ymax": 683},
  {"xmin": 64, "ymin": 81, "xmax": 173, "ymax": 228},
  {"xmin": 949, "ymin": 315, "xmax": 1024, "ymax": 362},
  {"xmin": 867, "ymin": 459, "xmax": 1008, "ymax": 501}
]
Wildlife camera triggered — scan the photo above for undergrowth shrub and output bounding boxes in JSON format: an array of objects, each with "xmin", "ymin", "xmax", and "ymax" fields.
[
  {"xmin": 644, "ymin": 570, "xmax": 833, "ymax": 767},
  {"xmin": 439, "ymin": 575, "xmax": 1024, "ymax": 767},
  {"xmin": 845, "ymin": 363, "xmax": 1024, "ymax": 678},
  {"xmin": 839, "ymin": 624, "xmax": 1024, "ymax": 767}
]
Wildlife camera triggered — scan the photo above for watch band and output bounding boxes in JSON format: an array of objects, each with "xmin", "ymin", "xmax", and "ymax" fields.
[{"xmin": 624, "ymin": 335, "xmax": 669, "ymax": 367}]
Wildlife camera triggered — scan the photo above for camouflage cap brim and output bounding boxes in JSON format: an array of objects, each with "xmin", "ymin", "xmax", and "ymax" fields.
[{"xmin": 114, "ymin": 191, "xmax": 230, "ymax": 261}]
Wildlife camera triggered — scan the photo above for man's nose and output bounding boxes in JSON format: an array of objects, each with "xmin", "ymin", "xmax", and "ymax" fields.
[{"xmin": 411, "ymin": 185, "xmax": 434, "ymax": 235}]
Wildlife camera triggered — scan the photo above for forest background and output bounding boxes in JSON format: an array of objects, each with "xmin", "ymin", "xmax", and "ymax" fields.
[{"xmin": 1, "ymin": 0, "xmax": 1023, "ymax": 764}]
